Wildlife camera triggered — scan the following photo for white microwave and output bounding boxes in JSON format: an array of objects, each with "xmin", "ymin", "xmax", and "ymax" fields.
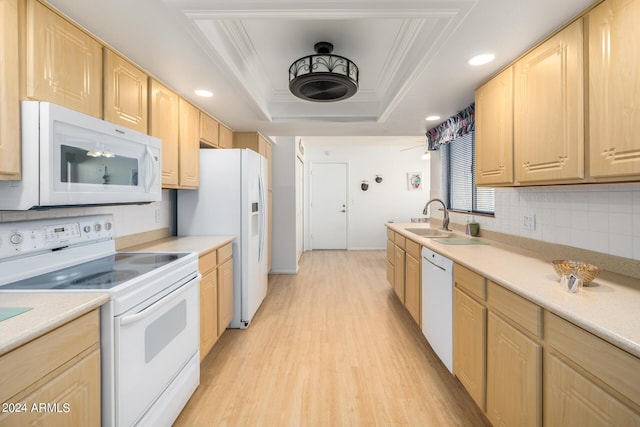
[{"xmin": 0, "ymin": 102, "xmax": 161, "ymax": 210}]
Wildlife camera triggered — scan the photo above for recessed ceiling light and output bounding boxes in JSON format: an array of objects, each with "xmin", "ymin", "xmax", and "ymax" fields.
[
  {"xmin": 468, "ymin": 54, "xmax": 495, "ymax": 66},
  {"xmin": 195, "ymin": 89, "xmax": 213, "ymax": 97},
  {"xmin": 425, "ymin": 115, "xmax": 440, "ymax": 121}
]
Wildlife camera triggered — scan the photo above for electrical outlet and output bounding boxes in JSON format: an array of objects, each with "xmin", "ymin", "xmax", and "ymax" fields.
[
  {"xmin": 154, "ymin": 209, "xmax": 161, "ymax": 224},
  {"xmin": 523, "ymin": 212, "xmax": 536, "ymax": 230}
]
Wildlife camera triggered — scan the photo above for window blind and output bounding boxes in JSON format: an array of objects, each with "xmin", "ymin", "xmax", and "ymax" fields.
[{"xmin": 445, "ymin": 132, "xmax": 495, "ymax": 214}]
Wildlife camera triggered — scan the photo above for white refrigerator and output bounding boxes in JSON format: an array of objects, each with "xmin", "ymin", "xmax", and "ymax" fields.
[{"xmin": 178, "ymin": 149, "xmax": 268, "ymax": 329}]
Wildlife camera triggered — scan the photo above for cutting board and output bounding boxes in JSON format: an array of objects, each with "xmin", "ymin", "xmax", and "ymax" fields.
[{"xmin": 0, "ymin": 307, "xmax": 32, "ymax": 323}]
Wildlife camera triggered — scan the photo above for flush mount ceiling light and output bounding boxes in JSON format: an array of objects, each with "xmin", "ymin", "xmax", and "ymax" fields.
[
  {"xmin": 194, "ymin": 89, "xmax": 213, "ymax": 97},
  {"xmin": 289, "ymin": 42, "xmax": 359, "ymax": 102},
  {"xmin": 468, "ymin": 53, "xmax": 495, "ymax": 66}
]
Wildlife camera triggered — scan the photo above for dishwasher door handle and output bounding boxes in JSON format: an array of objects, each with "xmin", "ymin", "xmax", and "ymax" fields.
[{"xmin": 423, "ymin": 255, "xmax": 447, "ymax": 272}]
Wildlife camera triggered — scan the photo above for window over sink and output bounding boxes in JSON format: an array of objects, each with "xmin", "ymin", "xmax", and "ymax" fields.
[{"xmin": 443, "ymin": 132, "xmax": 495, "ymax": 215}]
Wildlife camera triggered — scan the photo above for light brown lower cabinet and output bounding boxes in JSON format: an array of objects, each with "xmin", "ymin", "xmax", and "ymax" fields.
[
  {"xmin": 544, "ymin": 350, "xmax": 639, "ymax": 426},
  {"xmin": 199, "ymin": 242, "xmax": 234, "ymax": 362},
  {"xmin": 404, "ymin": 239, "xmax": 421, "ymax": 327},
  {"xmin": 393, "ymin": 243, "xmax": 405, "ymax": 303},
  {"xmin": 199, "ymin": 264, "xmax": 218, "ymax": 362},
  {"xmin": 486, "ymin": 311, "xmax": 541, "ymax": 427},
  {"xmin": 452, "ymin": 262, "xmax": 640, "ymax": 426},
  {"xmin": 217, "ymin": 245, "xmax": 234, "ymax": 337},
  {"xmin": 453, "ymin": 287, "xmax": 486, "ymax": 410},
  {"xmin": 0, "ymin": 310, "xmax": 101, "ymax": 426},
  {"xmin": 384, "ymin": 229, "xmax": 424, "ymax": 328},
  {"xmin": 386, "ymin": 238, "xmax": 395, "ymax": 288}
]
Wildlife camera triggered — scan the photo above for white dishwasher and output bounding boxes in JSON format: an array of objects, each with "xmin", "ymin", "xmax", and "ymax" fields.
[{"xmin": 421, "ymin": 246, "xmax": 454, "ymax": 373}]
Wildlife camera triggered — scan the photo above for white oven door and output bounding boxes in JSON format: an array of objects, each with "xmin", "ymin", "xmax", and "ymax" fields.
[{"xmin": 115, "ymin": 276, "xmax": 199, "ymax": 427}]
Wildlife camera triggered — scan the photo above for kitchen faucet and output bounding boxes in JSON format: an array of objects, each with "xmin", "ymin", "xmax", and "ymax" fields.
[{"xmin": 423, "ymin": 198, "xmax": 451, "ymax": 231}]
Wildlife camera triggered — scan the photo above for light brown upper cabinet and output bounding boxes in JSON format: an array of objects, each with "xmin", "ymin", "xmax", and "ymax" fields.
[
  {"xmin": 0, "ymin": 0, "xmax": 20, "ymax": 180},
  {"xmin": 149, "ymin": 79, "xmax": 179, "ymax": 188},
  {"xmin": 23, "ymin": 0, "xmax": 102, "ymax": 118},
  {"xmin": 588, "ymin": 0, "xmax": 640, "ymax": 180},
  {"xmin": 475, "ymin": 67, "xmax": 514, "ymax": 186},
  {"xmin": 178, "ymin": 98, "xmax": 200, "ymax": 188},
  {"xmin": 514, "ymin": 19, "xmax": 584, "ymax": 184},
  {"xmin": 103, "ymin": 49, "xmax": 148, "ymax": 133},
  {"xmin": 219, "ymin": 124, "xmax": 233, "ymax": 149},
  {"xmin": 200, "ymin": 112, "xmax": 220, "ymax": 148}
]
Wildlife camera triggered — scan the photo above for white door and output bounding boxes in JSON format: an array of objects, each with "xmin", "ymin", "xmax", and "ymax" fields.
[{"xmin": 310, "ymin": 162, "xmax": 348, "ymax": 249}]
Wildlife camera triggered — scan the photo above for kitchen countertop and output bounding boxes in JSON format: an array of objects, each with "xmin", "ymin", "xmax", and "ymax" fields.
[
  {"xmin": 387, "ymin": 222, "xmax": 640, "ymax": 358},
  {"xmin": 0, "ymin": 293, "xmax": 109, "ymax": 356},
  {"xmin": 124, "ymin": 235, "xmax": 235, "ymax": 256}
]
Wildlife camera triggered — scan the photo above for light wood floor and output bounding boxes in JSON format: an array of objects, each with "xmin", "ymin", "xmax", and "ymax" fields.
[{"xmin": 175, "ymin": 250, "xmax": 489, "ymax": 426}]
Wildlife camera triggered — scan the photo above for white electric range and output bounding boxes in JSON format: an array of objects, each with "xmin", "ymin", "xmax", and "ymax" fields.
[{"xmin": 0, "ymin": 215, "xmax": 200, "ymax": 426}]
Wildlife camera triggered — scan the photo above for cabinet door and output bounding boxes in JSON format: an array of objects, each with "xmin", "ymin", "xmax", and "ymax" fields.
[
  {"xmin": 217, "ymin": 258, "xmax": 234, "ymax": 337},
  {"xmin": 103, "ymin": 49, "xmax": 148, "ymax": 133},
  {"xmin": 487, "ymin": 312, "xmax": 541, "ymax": 427},
  {"xmin": 200, "ymin": 271, "xmax": 217, "ymax": 361},
  {"xmin": 199, "ymin": 112, "xmax": 219, "ymax": 147},
  {"xmin": 0, "ymin": 350, "xmax": 101, "ymax": 426},
  {"xmin": 0, "ymin": 0, "xmax": 20, "ymax": 180},
  {"xmin": 393, "ymin": 245, "xmax": 405, "ymax": 303},
  {"xmin": 405, "ymin": 254, "xmax": 421, "ymax": 327},
  {"xmin": 386, "ymin": 239, "xmax": 395, "ymax": 287},
  {"xmin": 514, "ymin": 19, "xmax": 584, "ymax": 184},
  {"xmin": 453, "ymin": 288, "xmax": 487, "ymax": 410},
  {"xmin": 219, "ymin": 124, "xmax": 233, "ymax": 149},
  {"xmin": 544, "ymin": 350, "xmax": 640, "ymax": 426},
  {"xmin": 178, "ymin": 98, "xmax": 200, "ymax": 188},
  {"xmin": 588, "ymin": 0, "xmax": 640, "ymax": 179},
  {"xmin": 25, "ymin": 0, "xmax": 102, "ymax": 118},
  {"xmin": 475, "ymin": 67, "xmax": 514, "ymax": 186},
  {"xmin": 149, "ymin": 79, "xmax": 179, "ymax": 188}
]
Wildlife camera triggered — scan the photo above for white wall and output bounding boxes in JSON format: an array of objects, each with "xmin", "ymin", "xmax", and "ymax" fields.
[
  {"xmin": 0, "ymin": 189, "xmax": 175, "ymax": 238},
  {"xmin": 430, "ymin": 151, "xmax": 640, "ymax": 261},
  {"xmin": 271, "ymin": 136, "xmax": 299, "ymax": 273},
  {"xmin": 304, "ymin": 137, "xmax": 431, "ymax": 250}
]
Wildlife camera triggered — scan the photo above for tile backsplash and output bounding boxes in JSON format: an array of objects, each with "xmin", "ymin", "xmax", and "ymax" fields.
[
  {"xmin": 0, "ymin": 190, "xmax": 175, "ymax": 237},
  {"xmin": 450, "ymin": 183, "xmax": 640, "ymax": 261}
]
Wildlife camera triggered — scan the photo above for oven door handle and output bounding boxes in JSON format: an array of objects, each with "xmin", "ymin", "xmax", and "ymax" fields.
[{"xmin": 119, "ymin": 276, "xmax": 200, "ymax": 326}]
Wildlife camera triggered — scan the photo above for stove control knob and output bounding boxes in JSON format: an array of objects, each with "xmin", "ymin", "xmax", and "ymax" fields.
[
  {"xmin": 104, "ymin": 222, "xmax": 112, "ymax": 231},
  {"xmin": 94, "ymin": 223, "xmax": 102, "ymax": 232},
  {"xmin": 83, "ymin": 225, "xmax": 91, "ymax": 233},
  {"xmin": 9, "ymin": 232, "xmax": 23, "ymax": 246}
]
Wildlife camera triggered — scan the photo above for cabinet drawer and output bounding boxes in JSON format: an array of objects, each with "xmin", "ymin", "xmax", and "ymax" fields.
[
  {"xmin": 217, "ymin": 242, "xmax": 233, "ymax": 263},
  {"xmin": 199, "ymin": 250, "xmax": 217, "ymax": 275},
  {"xmin": 454, "ymin": 264, "xmax": 486, "ymax": 301},
  {"xmin": 405, "ymin": 239, "xmax": 421, "ymax": 260},
  {"xmin": 386, "ymin": 227, "xmax": 394, "ymax": 241},
  {"xmin": 545, "ymin": 311, "xmax": 640, "ymax": 408},
  {"xmin": 488, "ymin": 281, "xmax": 542, "ymax": 338},
  {"xmin": 395, "ymin": 234, "xmax": 406, "ymax": 249},
  {"xmin": 0, "ymin": 310, "xmax": 99, "ymax": 403}
]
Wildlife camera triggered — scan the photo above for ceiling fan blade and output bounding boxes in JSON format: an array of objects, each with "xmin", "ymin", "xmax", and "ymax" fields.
[{"xmin": 400, "ymin": 144, "xmax": 426, "ymax": 152}]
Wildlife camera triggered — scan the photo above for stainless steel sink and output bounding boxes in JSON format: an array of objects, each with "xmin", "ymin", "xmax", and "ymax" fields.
[{"xmin": 405, "ymin": 228, "xmax": 452, "ymax": 238}]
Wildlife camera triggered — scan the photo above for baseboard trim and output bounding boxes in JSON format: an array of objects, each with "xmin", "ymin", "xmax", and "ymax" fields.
[{"xmin": 269, "ymin": 269, "xmax": 299, "ymax": 275}]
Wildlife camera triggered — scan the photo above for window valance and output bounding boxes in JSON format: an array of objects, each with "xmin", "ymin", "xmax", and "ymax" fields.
[{"xmin": 426, "ymin": 102, "xmax": 475, "ymax": 151}]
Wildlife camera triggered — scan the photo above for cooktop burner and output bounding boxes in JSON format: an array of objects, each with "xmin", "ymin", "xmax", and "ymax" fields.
[{"xmin": 1, "ymin": 252, "xmax": 187, "ymax": 291}]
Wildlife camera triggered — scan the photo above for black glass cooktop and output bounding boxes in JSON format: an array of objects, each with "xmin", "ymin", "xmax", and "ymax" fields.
[{"xmin": 1, "ymin": 252, "xmax": 186, "ymax": 290}]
